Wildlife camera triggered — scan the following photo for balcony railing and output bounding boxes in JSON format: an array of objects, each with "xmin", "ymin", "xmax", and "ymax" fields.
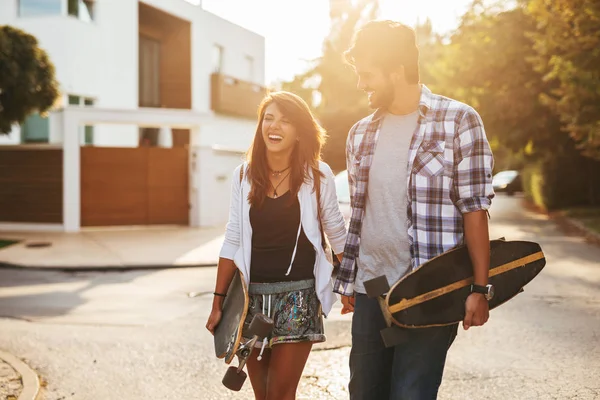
[{"xmin": 210, "ymin": 73, "xmax": 266, "ymax": 119}]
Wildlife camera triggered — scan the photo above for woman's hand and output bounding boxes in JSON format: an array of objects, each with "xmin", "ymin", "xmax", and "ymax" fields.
[
  {"xmin": 206, "ymin": 306, "xmax": 223, "ymax": 335},
  {"xmin": 207, "ymin": 257, "xmax": 237, "ymax": 334}
]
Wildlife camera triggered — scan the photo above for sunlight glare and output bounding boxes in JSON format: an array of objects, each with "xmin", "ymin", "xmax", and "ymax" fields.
[{"xmin": 202, "ymin": 0, "xmax": 474, "ymax": 85}]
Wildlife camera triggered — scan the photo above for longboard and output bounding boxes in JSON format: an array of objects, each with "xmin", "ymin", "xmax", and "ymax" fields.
[
  {"xmin": 214, "ymin": 269, "xmax": 273, "ymax": 391},
  {"xmin": 214, "ymin": 269, "xmax": 248, "ymax": 362},
  {"xmin": 364, "ymin": 238, "xmax": 546, "ymax": 347}
]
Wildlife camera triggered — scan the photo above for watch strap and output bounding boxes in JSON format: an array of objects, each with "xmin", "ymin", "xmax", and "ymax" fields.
[{"xmin": 471, "ymin": 284, "xmax": 488, "ymax": 294}]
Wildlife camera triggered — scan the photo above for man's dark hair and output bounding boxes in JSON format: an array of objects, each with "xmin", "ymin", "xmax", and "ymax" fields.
[{"xmin": 344, "ymin": 20, "xmax": 420, "ymax": 84}]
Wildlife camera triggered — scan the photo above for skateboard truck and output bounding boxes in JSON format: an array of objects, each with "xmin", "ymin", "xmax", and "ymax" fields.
[
  {"xmin": 364, "ymin": 276, "xmax": 410, "ymax": 348},
  {"xmin": 222, "ymin": 313, "xmax": 274, "ymax": 391}
]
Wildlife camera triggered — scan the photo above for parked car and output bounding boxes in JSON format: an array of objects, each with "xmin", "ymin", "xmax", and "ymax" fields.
[{"xmin": 492, "ymin": 170, "xmax": 522, "ymax": 196}]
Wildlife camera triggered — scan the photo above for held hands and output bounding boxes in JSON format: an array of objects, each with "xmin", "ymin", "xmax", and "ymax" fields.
[{"xmin": 463, "ymin": 293, "xmax": 489, "ymax": 330}]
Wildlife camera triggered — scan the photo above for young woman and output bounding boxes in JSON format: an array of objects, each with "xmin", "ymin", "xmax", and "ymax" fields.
[{"xmin": 206, "ymin": 91, "xmax": 347, "ymax": 400}]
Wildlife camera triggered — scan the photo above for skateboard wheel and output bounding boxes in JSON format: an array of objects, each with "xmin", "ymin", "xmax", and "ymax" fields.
[
  {"xmin": 248, "ymin": 313, "xmax": 274, "ymax": 340},
  {"xmin": 222, "ymin": 366, "xmax": 247, "ymax": 391},
  {"xmin": 364, "ymin": 276, "xmax": 390, "ymax": 298},
  {"xmin": 380, "ymin": 326, "xmax": 409, "ymax": 348}
]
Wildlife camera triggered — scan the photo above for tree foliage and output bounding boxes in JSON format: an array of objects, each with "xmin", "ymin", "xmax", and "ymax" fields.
[
  {"xmin": 527, "ymin": 0, "xmax": 600, "ymax": 160},
  {"xmin": 0, "ymin": 25, "xmax": 60, "ymax": 134},
  {"xmin": 425, "ymin": 5, "xmax": 568, "ymax": 164},
  {"xmin": 282, "ymin": 0, "xmax": 600, "ymax": 203}
]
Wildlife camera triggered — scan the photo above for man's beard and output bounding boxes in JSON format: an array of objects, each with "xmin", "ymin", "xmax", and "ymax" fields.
[{"xmin": 369, "ymin": 82, "xmax": 395, "ymax": 109}]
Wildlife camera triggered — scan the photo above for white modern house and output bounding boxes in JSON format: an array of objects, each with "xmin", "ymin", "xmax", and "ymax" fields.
[{"xmin": 0, "ymin": 0, "xmax": 266, "ymax": 232}]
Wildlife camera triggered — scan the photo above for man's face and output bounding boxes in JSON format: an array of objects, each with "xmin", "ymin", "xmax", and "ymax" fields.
[{"xmin": 354, "ymin": 59, "xmax": 395, "ymax": 109}]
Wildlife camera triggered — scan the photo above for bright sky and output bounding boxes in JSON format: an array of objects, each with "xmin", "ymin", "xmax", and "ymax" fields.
[{"xmin": 200, "ymin": 0, "xmax": 473, "ymax": 85}]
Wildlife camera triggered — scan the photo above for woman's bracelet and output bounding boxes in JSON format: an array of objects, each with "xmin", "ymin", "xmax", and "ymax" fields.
[{"xmin": 213, "ymin": 292, "xmax": 227, "ymax": 298}]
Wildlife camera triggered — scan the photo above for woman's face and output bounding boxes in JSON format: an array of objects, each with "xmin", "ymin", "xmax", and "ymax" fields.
[{"xmin": 261, "ymin": 103, "xmax": 299, "ymax": 156}]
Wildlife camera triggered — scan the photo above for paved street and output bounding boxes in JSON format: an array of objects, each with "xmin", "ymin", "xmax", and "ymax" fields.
[
  {"xmin": 0, "ymin": 357, "xmax": 22, "ymax": 399},
  {"xmin": 0, "ymin": 195, "xmax": 599, "ymax": 399}
]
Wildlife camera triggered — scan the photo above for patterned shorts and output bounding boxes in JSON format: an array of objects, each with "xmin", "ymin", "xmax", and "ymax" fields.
[{"xmin": 242, "ymin": 279, "xmax": 325, "ymax": 348}]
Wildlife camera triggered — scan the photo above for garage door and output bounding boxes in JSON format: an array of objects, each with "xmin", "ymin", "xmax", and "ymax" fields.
[{"xmin": 81, "ymin": 147, "xmax": 189, "ymax": 226}]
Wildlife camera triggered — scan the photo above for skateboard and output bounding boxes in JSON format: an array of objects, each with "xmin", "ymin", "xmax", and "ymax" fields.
[
  {"xmin": 214, "ymin": 269, "xmax": 274, "ymax": 391},
  {"xmin": 364, "ymin": 238, "xmax": 546, "ymax": 347}
]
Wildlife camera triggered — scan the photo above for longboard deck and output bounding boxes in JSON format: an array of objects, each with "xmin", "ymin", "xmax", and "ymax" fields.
[
  {"xmin": 386, "ymin": 240, "xmax": 546, "ymax": 328},
  {"xmin": 214, "ymin": 270, "xmax": 248, "ymax": 363}
]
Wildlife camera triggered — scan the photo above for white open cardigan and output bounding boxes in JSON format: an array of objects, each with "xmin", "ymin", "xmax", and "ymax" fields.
[{"xmin": 219, "ymin": 161, "xmax": 348, "ymax": 316}]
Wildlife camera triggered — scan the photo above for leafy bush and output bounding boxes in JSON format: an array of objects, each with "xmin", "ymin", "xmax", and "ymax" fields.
[{"xmin": 522, "ymin": 150, "xmax": 600, "ymax": 211}]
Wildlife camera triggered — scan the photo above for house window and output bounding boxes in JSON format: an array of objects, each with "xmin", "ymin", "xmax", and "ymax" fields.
[
  {"xmin": 68, "ymin": 95, "xmax": 80, "ymax": 105},
  {"xmin": 245, "ymin": 55, "xmax": 254, "ymax": 82},
  {"xmin": 21, "ymin": 113, "xmax": 50, "ymax": 143},
  {"xmin": 139, "ymin": 36, "xmax": 161, "ymax": 107},
  {"xmin": 68, "ymin": 95, "xmax": 95, "ymax": 145},
  {"xmin": 83, "ymin": 98, "xmax": 94, "ymax": 145},
  {"xmin": 212, "ymin": 44, "xmax": 224, "ymax": 73},
  {"xmin": 19, "ymin": 0, "xmax": 62, "ymax": 17},
  {"xmin": 19, "ymin": 0, "xmax": 94, "ymax": 21},
  {"xmin": 68, "ymin": 0, "xmax": 94, "ymax": 22},
  {"xmin": 68, "ymin": 95, "xmax": 95, "ymax": 106}
]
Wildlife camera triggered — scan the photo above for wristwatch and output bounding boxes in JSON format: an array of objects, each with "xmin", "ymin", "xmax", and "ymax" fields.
[{"xmin": 470, "ymin": 284, "xmax": 495, "ymax": 301}]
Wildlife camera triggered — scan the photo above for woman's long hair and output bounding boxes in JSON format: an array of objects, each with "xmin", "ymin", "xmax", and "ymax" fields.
[{"xmin": 246, "ymin": 91, "xmax": 326, "ymax": 208}]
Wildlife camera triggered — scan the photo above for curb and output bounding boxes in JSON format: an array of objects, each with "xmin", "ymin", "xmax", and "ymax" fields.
[
  {"xmin": 522, "ymin": 198, "xmax": 600, "ymax": 247},
  {"xmin": 0, "ymin": 350, "xmax": 40, "ymax": 400},
  {"xmin": 550, "ymin": 213, "xmax": 600, "ymax": 247},
  {"xmin": 0, "ymin": 262, "xmax": 218, "ymax": 272}
]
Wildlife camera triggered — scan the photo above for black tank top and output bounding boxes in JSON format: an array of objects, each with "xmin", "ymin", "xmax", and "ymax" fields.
[{"xmin": 249, "ymin": 191, "xmax": 316, "ymax": 283}]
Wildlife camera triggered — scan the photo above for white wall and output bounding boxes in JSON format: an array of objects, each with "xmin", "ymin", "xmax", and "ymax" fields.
[
  {"xmin": 93, "ymin": 0, "xmax": 139, "ymax": 146},
  {"xmin": 0, "ymin": 126, "xmax": 21, "ymax": 145},
  {"xmin": 0, "ymin": 4, "xmax": 138, "ymax": 108},
  {"xmin": 0, "ymin": 0, "xmax": 139, "ymax": 146},
  {"xmin": 190, "ymin": 114, "xmax": 256, "ymax": 227},
  {"xmin": 93, "ymin": 125, "xmax": 139, "ymax": 147},
  {"xmin": 192, "ymin": 115, "xmax": 257, "ymax": 151},
  {"xmin": 191, "ymin": 146, "xmax": 246, "ymax": 227}
]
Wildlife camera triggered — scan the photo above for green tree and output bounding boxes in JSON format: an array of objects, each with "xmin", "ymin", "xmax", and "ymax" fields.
[
  {"xmin": 424, "ymin": 4, "xmax": 565, "ymax": 167},
  {"xmin": 0, "ymin": 25, "xmax": 59, "ymax": 134},
  {"xmin": 527, "ymin": 0, "xmax": 600, "ymax": 160}
]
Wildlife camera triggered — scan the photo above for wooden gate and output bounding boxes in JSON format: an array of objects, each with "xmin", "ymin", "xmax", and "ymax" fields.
[
  {"xmin": 81, "ymin": 147, "xmax": 188, "ymax": 226},
  {"xmin": 0, "ymin": 148, "xmax": 63, "ymax": 223}
]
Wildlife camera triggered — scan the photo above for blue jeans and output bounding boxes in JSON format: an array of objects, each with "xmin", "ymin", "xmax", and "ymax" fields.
[{"xmin": 349, "ymin": 293, "xmax": 458, "ymax": 400}]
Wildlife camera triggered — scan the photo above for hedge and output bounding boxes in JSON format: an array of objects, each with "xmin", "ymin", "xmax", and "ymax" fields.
[{"xmin": 522, "ymin": 150, "xmax": 600, "ymax": 211}]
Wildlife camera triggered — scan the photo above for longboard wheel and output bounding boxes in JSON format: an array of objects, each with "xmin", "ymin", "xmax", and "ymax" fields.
[
  {"xmin": 380, "ymin": 326, "xmax": 409, "ymax": 348},
  {"xmin": 364, "ymin": 276, "xmax": 390, "ymax": 298},
  {"xmin": 222, "ymin": 366, "xmax": 247, "ymax": 391},
  {"xmin": 248, "ymin": 313, "xmax": 274, "ymax": 340}
]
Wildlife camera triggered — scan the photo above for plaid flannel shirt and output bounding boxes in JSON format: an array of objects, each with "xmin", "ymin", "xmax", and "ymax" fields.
[{"xmin": 333, "ymin": 85, "xmax": 495, "ymax": 296}]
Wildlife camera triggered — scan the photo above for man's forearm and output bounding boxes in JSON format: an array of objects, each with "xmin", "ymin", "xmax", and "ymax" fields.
[{"xmin": 463, "ymin": 210, "xmax": 490, "ymax": 286}]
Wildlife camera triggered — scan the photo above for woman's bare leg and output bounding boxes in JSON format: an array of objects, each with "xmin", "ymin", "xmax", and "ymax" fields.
[
  {"xmin": 246, "ymin": 346, "xmax": 272, "ymax": 400},
  {"xmin": 265, "ymin": 342, "xmax": 313, "ymax": 400}
]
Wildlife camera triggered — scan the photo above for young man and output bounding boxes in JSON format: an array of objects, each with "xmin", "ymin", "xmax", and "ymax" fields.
[{"xmin": 333, "ymin": 20, "xmax": 495, "ymax": 399}]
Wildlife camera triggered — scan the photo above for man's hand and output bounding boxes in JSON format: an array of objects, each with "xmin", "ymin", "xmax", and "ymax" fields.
[
  {"xmin": 341, "ymin": 294, "xmax": 355, "ymax": 314},
  {"xmin": 463, "ymin": 293, "xmax": 489, "ymax": 330}
]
